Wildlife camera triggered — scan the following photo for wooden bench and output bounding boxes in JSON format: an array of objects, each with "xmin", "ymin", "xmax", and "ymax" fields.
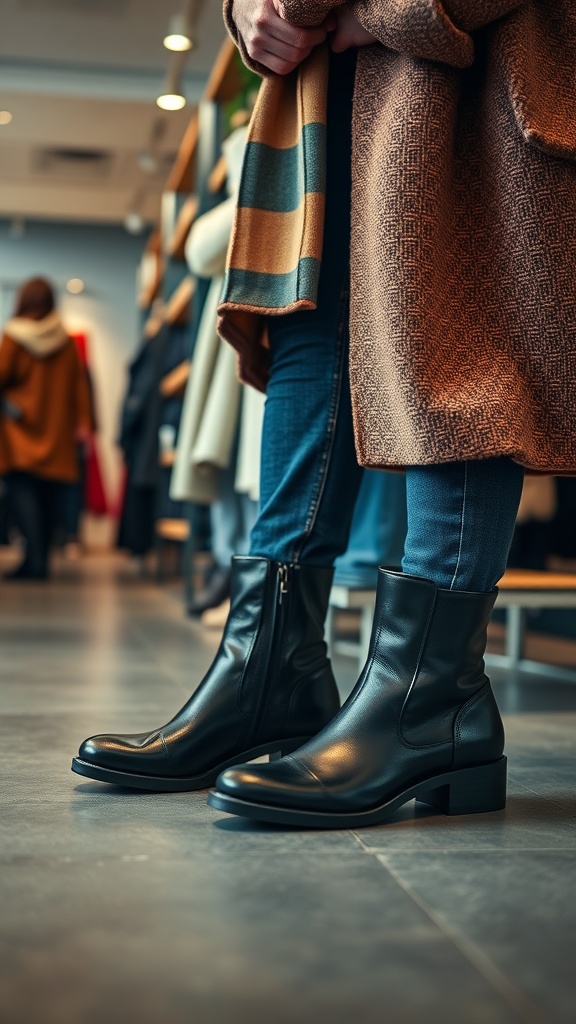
[{"xmin": 327, "ymin": 569, "xmax": 576, "ymax": 683}]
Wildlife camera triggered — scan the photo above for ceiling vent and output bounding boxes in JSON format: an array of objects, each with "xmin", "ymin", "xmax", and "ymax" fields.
[{"xmin": 32, "ymin": 147, "xmax": 113, "ymax": 180}]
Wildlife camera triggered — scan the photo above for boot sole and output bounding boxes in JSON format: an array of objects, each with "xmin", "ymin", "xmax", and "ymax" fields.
[
  {"xmin": 70, "ymin": 738, "xmax": 311, "ymax": 792},
  {"xmin": 206, "ymin": 757, "xmax": 507, "ymax": 828}
]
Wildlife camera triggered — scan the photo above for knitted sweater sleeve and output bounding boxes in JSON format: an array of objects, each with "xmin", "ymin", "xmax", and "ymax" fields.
[{"xmin": 278, "ymin": 0, "xmax": 526, "ymax": 67}]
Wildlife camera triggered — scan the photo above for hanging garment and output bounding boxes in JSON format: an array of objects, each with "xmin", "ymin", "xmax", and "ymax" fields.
[{"xmin": 171, "ymin": 125, "xmax": 263, "ymax": 506}]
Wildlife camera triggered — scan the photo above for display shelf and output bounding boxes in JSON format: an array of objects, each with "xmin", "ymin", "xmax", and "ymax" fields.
[
  {"xmin": 138, "ymin": 229, "xmax": 163, "ymax": 308},
  {"xmin": 159, "ymin": 449, "xmax": 177, "ymax": 468},
  {"xmin": 208, "ymin": 155, "xmax": 227, "ymax": 195},
  {"xmin": 156, "ymin": 518, "xmax": 190, "ymax": 542},
  {"xmin": 166, "ymin": 196, "xmax": 199, "ymax": 259},
  {"xmin": 141, "ymin": 38, "xmax": 255, "ymax": 595},
  {"xmin": 164, "ymin": 276, "xmax": 195, "ymax": 325},
  {"xmin": 204, "ymin": 36, "xmax": 246, "ymax": 103},
  {"xmin": 160, "ymin": 359, "xmax": 190, "ymax": 398},
  {"xmin": 143, "ymin": 308, "xmax": 165, "ymax": 339},
  {"xmin": 164, "ymin": 38, "xmax": 245, "ymax": 195},
  {"xmin": 166, "ymin": 110, "xmax": 200, "ymax": 195}
]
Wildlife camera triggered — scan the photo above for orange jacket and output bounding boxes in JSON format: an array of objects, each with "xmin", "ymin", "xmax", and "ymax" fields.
[{"xmin": 0, "ymin": 314, "xmax": 93, "ymax": 482}]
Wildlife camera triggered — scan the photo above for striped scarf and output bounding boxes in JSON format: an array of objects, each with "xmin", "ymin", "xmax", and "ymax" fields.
[{"xmin": 217, "ymin": 45, "xmax": 329, "ymax": 392}]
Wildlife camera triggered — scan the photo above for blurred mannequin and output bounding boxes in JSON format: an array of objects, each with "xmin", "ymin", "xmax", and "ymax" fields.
[{"xmin": 0, "ymin": 277, "xmax": 92, "ymax": 579}]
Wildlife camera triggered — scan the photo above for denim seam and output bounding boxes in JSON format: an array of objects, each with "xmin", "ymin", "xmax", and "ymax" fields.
[
  {"xmin": 291, "ymin": 284, "xmax": 350, "ymax": 564},
  {"xmin": 449, "ymin": 461, "xmax": 468, "ymax": 590}
]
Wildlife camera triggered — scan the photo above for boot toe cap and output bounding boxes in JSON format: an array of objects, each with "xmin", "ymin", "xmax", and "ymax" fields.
[
  {"xmin": 216, "ymin": 755, "xmax": 326, "ymax": 811},
  {"xmin": 78, "ymin": 731, "xmax": 167, "ymax": 773}
]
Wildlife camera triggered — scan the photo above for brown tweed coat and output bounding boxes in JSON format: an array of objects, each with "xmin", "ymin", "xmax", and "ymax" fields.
[{"xmin": 225, "ymin": 0, "xmax": 576, "ymax": 473}]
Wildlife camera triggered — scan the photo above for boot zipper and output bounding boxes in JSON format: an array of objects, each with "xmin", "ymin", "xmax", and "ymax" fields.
[
  {"xmin": 249, "ymin": 562, "xmax": 290, "ymax": 744},
  {"xmin": 278, "ymin": 564, "xmax": 289, "ymax": 604}
]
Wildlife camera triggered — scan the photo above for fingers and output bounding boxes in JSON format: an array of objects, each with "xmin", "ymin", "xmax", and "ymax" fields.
[
  {"xmin": 255, "ymin": 46, "xmax": 312, "ymax": 74},
  {"xmin": 244, "ymin": 0, "xmax": 326, "ymax": 73},
  {"xmin": 257, "ymin": 9, "xmax": 326, "ymax": 50}
]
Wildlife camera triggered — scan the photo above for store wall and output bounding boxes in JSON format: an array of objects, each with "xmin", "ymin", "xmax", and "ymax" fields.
[{"xmin": 0, "ymin": 218, "xmax": 144, "ymax": 527}]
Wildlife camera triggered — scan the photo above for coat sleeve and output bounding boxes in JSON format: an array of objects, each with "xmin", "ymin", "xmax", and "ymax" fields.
[
  {"xmin": 273, "ymin": 0, "xmax": 525, "ymax": 67},
  {"xmin": 0, "ymin": 334, "xmax": 17, "ymax": 388},
  {"xmin": 348, "ymin": 0, "xmax": 526, "ymax": 67}
]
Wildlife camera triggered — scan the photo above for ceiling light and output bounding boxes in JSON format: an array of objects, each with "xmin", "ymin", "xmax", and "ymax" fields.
[
  {"xmin": 157, "ymin": 62, "xmax": 186, "ymax": 111},
  {"xmin": 163, "ymin": 14, "xmax": 193, "ymax": 52},
  {"xmin": 137, "ymin": 151, "xmax": 159, "ymax": 174},
  {"xmin": 157, "ymin": 93, "xmax": 186, "ymax": 111},
  {"xmin": 124, "ymin": 211, "xmax": 145, "ymax": 235},
  {"xmin": 0, "ymin": 111, "xmax": 13, "ymax": 126},
  {"xmin": 66, "ymin": 278, "xmax": 85, "ymax": 294}
]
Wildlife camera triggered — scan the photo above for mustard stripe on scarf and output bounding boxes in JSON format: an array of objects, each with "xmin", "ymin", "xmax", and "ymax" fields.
[{"xmin": 218, "ymin": 45, "xmax": 329, "ymax": 391}]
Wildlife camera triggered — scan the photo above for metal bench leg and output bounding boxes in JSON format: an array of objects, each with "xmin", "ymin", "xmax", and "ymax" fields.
[{"xmin": 505, "ymin": 606, "xmax": 526, "ymax": 666}]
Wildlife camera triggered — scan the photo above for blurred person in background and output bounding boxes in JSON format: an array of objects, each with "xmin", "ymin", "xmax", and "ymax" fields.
[{"xmin": 0, "ymin": 277, "xmax": 92, "ymax": 580}]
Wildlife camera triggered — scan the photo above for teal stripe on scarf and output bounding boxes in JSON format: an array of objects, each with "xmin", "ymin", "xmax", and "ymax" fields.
[
  {"xmin": 238, "ymin": 123, "xmax": 326, "ymax": 214},
  {"xmin": 222, "ymin": 257, "xmax": 321, "ymax": 309}
]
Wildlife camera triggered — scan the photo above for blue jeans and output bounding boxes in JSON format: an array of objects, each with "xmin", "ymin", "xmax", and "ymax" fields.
[
  {"xmin": 250, "ymin": 50, "xmax": 363, "ymax": 566},
  {"xmin": 334, "ymin": 469, "xmax": 407, "ymax": 588},
  {"xmin": 249, "ymin": 51, "xmax": 525, "ymax": 592}
]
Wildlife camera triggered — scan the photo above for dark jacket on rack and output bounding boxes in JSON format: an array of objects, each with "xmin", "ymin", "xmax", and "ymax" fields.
[
  {"xmin": 223, "ymin": 0, "xmax": 576, "ymax": 474},
  {"xmin": 118, "ymin": 322, "xmax": 189, "ymax": 554},
  {"xmin": 120, "ymin": 325, "xmax": 169, "ymax": 490}
]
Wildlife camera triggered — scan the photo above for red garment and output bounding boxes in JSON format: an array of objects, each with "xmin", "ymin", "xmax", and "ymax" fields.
[{"xmin": 70, "ymin": 332, "xmax": 109, "ymax": 516}]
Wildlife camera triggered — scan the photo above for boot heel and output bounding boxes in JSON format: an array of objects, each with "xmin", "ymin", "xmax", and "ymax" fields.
[
  {"xmin": 269, "ymin": 737, "xmax": 309, "ymax": 762},
  {"xmin": 418, "ymin": 757, "xmax": 507, "ymax": 816}
]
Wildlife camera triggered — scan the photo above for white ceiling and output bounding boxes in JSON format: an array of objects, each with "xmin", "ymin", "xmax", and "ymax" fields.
[{"xmin": 0, "ymin": 0, "xmax": 228, "ymax": 226}]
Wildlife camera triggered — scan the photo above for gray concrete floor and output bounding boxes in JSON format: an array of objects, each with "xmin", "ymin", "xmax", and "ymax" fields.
[{"xmin": 1, "ymin": 554, "xmax": 576, "ymax": 1024}]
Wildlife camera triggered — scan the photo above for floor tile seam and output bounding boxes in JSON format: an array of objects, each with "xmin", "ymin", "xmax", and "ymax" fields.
[
  {"xmin": 127, "ymin": 616, "xmax": 215, "ymax": 697},
  {"xmin": 348, "ymin": 846, "xmax": 576, "ymax": 854},
  {"xmin": 371, "ymin": 852, "xmax": 549, "ymax": 1024},
  {"xmin": 507, "ymin": 775, "xmax": 576, "ymax": 819},
  {"xmin": 344, "ymin": 839, "xmax": 541, "ymax": 1024},
  {"xmin": 0, "ymin": 849, "xmax": 369, "ymax": 866}
]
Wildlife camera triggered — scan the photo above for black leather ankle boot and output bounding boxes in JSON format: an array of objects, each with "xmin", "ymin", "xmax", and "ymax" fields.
[
  {"xmin": 208, "ymin": 568, "xmax": 507, "ymax": 827},
  {"xmin": 71, "ymin": 557, "xmax": 340, "ymax": 791}
]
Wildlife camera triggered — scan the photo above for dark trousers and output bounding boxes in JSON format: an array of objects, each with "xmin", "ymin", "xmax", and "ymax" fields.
[{"xmin": 6, "ymin": 471, "xmax": 63, "ymax": 578}]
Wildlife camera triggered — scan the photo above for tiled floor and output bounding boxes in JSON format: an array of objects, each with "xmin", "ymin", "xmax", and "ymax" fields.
[{"xmin": 1, "ymin": 554, "xmax": 575, "ymax": 1024}]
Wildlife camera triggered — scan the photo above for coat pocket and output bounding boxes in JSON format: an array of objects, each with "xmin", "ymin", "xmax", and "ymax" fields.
[{"xmin": 498, "ymin": 4, "xmax": 576, "ymax": 161}]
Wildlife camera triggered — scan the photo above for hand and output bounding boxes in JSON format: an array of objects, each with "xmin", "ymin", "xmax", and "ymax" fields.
[
  {"xmin": 329, "ymin": 6, "xmax": 377, "ymax": 52},
  {"xmin": 233, "ymin": 0, "xmax": 330, "ymax": 74}
]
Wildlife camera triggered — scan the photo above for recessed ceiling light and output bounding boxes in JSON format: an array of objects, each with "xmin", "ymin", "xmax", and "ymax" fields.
[
  {"xmin": 137, "ymin": 151, "xmax": 159, "ymax": 174},
  {"xmin": 0, "ymin": 111, "xmax": 13, "ymax": 126},
  {"xmin": 124, "ymin": 211, "xmax": 145, "ymax": 235},
  {"xmin": 163, "ymin": 12, "xmax": 194, "ymax": 51},
  {"xmin": 66, "ymin": 278, "xmax": 85, "ymax": 294},
  {"xmin": 163, "ymin": 33, "xmax": 193, "ymax": 52},
  {"xmin": 157, "ymin": 63, "xmax": 186, "ymax": 110},
  {"xmin": 157, "ymin": 93, "xmax": 186, "ymax": 111}
]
